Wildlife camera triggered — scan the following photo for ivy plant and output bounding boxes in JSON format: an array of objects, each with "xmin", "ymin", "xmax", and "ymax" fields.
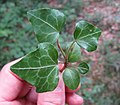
[{"xmin": 11, "ymin": 8, "xmax": 101, "ymax": 93}]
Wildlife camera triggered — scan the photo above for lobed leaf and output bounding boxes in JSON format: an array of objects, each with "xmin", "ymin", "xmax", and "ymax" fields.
[
  {"xmin": 77, "ymin": 62, "xmax": 89, "ymax": 74},
  {"xmin": 63, "ymin": 68, "xmax": 80, "ymax": 90},
  {"xmin": 74, "ymin": 20, "xmax": 102, "ymax": 52},
  {"xmin": 11, "ymin": 43, "xmax": 59, "ymax": 93},
  {"xmin": 27, "ymin": 8, "xmax": 66, "ymax": 43}
]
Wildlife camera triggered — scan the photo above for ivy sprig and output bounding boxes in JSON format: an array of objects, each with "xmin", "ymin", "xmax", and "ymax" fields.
[{"xmin": 11, "ymin": 8, "xmax": 102, "ymax": 93}]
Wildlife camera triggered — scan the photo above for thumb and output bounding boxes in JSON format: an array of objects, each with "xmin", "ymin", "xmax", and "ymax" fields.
[{"xmin": 37, "ymin": 74, "xmax": 65, "ymax": 105}]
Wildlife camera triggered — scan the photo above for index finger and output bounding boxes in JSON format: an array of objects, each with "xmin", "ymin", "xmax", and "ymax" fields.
[{"xmin": 0, "ymin": 59, "xmax": 31, "ymax": 101}]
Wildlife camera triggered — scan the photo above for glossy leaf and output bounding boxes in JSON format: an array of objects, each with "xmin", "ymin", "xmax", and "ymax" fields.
[
  {"xmin": 63, "ymin": 68, "xmax": 80, "ymax": 90},
  {"xmin": 74, "ymin": 20, "xmax": 101, "ymax": 52},
  {"xmin": 68, "ymin": 43, "xmax": 81, "ymax": 62},
  {"xmin": 27, "ymin": 8, "xmax": 66, "ymax": 43},
  {"xmin": 77, "ymin": 62, "xmax": 89, "ymax": 74},
  {"xmin": 11, "ymin": 43, "xmax": 59, "ymax": 93}
]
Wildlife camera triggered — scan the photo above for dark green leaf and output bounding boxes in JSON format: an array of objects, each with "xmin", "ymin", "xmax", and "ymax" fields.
[
  {"xmin": 77, "ymin": 62, "xmax": 89, "ymax": 74},
  {"xmin": 74, "ymin": 20, "xmax": 102, "ymax": 52},
  {"xmin": 63, "ymin": 68, "xmax": 80, "ymax": 90},
  {"xmin": 27, "ymin": 8, "xmax": 66, "ymax": 43},
  {"xmin": 11, "ymin": 43, "xmax": 59, "ymax": 93},
  {"xmin": 68, "ymin": 43, "xmax": 81, "ymax": 62}
]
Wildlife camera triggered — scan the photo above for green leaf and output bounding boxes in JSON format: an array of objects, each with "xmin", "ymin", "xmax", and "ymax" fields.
[
  {"xmin": 77, "ymin": 62, "xmax": 89, "ymax": 74},
  {"xmin": 27, "ymin": 8, "xmax": 66, "ymax": 43},
  {"xmin": 68, "ymin": 43, "xmax": 81, "ymax": 62},
  {"xmin": 11, "ymin": 43, "xmax": 59, "ymax": 93},
  {"xmin": 74, "ymin": 20, "xmax": 102, "ymax": 52},
  {"xmin": 63, "ymin": 68, "xmax": 80, "ymax": 90}
]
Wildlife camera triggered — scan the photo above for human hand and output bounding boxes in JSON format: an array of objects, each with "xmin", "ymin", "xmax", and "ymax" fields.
[{"xmin": 0, "ymin": 59, "xmax": 83, "ymax": 105}]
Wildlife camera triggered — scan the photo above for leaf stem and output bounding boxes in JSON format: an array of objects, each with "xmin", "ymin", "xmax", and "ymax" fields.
[
  {"xmin": 57, "ymin": 39, "xmax": 66, "ymax": 60},
  {"xmin": 57, "ymin": 40, "xmax": 76, "ymax": 69}
]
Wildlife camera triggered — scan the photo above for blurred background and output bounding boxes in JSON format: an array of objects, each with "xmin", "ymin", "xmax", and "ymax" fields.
[{"xmin": 0, "ymin": 0, "xmax": 120, "ymax": 105}]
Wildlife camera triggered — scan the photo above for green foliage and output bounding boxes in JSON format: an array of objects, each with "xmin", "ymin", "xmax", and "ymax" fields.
[
  {"xmin": 11, "ymin": 43, "xmax": 59, "ymax": 92},
  {"xmin": 1, "ymin": 0, "xmax": 119, "ymax": 104},
  {"xmin": 27, "ymin": 8, "xmax": 66, "ymax": 43},
  {"xmin": 74, "ymin": 20, "xmax": 101, "ymax": 52},
  {"xmin": 11, "ymin": 8, "xmax": 101, "ymax": 92},
  {"xmin": 0, "ymin": 1, "xmax": 37, "ymax": 68},
  {"xmin": 78, "ymin": 62, "xmax": 89, "ymax": 74},
  {"xmin": 0, "ymin": 29, "xmax": 13, "ymax": 37},
  {"xmin": 63, "ymin": 68, "xmax": 80, "ymax": 90},
  {"xmin": 0, "ymin": 0, "xmax": 83, "ymax": 68},
  {"xmin": 68, "ymin": 43, "xmax": 81, "ymax": 62}
]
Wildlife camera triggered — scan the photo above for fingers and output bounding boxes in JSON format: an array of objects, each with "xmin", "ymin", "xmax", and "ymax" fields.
[
  {"xmin": 66, "ymin": 84, "xmax": 83, "ymax": 105},
  {"xmin": 66, "ymin": 93, "xmax": 83, "ymax": 105},
  {"xmin": 37, "ymin": 74, "xmax": 65, "ymax": 105},
  {"xmin": 0, "ymin": 59, "xmax": 31, "ymax": 101},
  {"xmin": 0, "ymin": 98, "xmax": 36, "ymax": 105},
  {"xmin": 58, "ymin": 63, "xmax": 83, "ymax": 105},
  {"xmin": 26, "ymin": 87, "xmax": 38, "ymax": 104}
]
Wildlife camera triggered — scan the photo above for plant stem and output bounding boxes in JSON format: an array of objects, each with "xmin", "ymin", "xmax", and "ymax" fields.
[
  {"xmin": 57, "ymin": 39, "xmax": 66, "ymax": 60},
  {"xmin": 57, "ymin": 40, "xmax": 76, "ymax": 69}
]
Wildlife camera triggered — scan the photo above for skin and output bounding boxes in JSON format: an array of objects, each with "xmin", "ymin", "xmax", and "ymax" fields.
[{"xmin": 0, "ymin": 59, "xmax": 83, "ymax": 105}]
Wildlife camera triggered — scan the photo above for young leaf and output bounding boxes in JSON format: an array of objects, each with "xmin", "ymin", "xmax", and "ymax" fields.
[
  {"xmin": 63, "ymin": 68, "xmax": 80, "ymax": 90},
  {"xmin": 68, "ymin": 43, "xmax": 81, "ymax": 62},
  {"xmin": 27, "ymin": 8, "xmax": 66, "ymax": 43},
  {"xmin": 77, "ymin": 62, "xmax": 89, "ymax": 74},
  {"xmin": 11, "ymin": 43, "xmax": 59, "ymax": 93},
  {"xmin": 74, "ymin": 20, "xmax": 101, "ymax": 52}
]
